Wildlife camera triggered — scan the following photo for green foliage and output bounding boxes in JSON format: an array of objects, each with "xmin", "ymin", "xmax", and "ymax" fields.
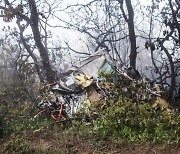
[
  {"xmin": 0, "ymin": 77, "xmax": 34, "ymax": 105},
  {"xmin": 92, "ymin": 97, "xmax": 180, "ymax": 144},
  {"xmin": 64, "ymin": 74, "xmax": 179, "ymax": 145},
  {"xmin": 99, "ymin": 71, "xmax": 152, "ymax": 104},
  {"xmin": 0, "ymin": 68, "xmax": 39, "ymax": 135},
  {"xmin": 0, "ymin": 101, "xmax": 53, "ymax": 136},
  {"xmin": 3, "ymin": 115, "xmax": 52, "ymax": 135},
  {"xmin": 65, "ymin": 120, "xmax": 94, "ymax": 138},
  {"xmin": 0, "ymin": 99, "xmax": 59, "ymax": 154},
  {"xmin": 0, "ymin": 68, "xmax": 179, "ymax": 149},
  {"xmin": 3, "ymin": 5, "xmax": 24, "ymax": 22},
  {"xmin": 2, "ymin": 135, "xmax": 58, "ymax": 154},
  {"xmin": 0, "ymin": 58, "xmax": 38, "ymax": 106}
]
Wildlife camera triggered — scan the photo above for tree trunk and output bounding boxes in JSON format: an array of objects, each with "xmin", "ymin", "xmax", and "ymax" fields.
[
  {"xmin": 17, "ymin": 18, "xmax": 45, "ymax": 83},
  {"xmin": 125, "ymin": 0, "xmax": 137, "ymax": 69},
  {"xmin": 118, "ymin": 0, "xmax": 137, "ymax": 69},
  {"xmin": 161, "ymin": 44, "xmax": 176, "ymax": 100},
  {"xmin": 158, "ymin": 28, "xmax": 176, "ymax": 101},
  {"xmin": 28, "ymin": 0, "xmax": 57, "ymax": 83}
]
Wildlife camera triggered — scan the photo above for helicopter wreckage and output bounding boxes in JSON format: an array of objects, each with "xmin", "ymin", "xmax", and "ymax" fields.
[{"xmin": 35, "ymin": 48, "xmax": 172, "ymax": 121}]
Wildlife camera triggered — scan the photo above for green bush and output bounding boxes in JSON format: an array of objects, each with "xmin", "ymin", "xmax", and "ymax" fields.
[
  {"xmin": 92, "ymin": 97, "xmax": 180, "ymax": 144},
  {"xmin": 0, "ymin": 101, "xmax": 53, "ymax": 136}
]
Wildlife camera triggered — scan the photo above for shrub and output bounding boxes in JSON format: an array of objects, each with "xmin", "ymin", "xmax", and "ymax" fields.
[
  {"xmin": 92, "ymin": 97, "xmax": 180, "ymax": 144},
  {"xmin": 0, "ymin": 100, "xmax": 53, "ymax": 136}
]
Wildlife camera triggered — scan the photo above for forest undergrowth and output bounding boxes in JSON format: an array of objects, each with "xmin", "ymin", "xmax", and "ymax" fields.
[{"xmin": 0, "ymin": 78, "xmax": 180, "ymax": 154}]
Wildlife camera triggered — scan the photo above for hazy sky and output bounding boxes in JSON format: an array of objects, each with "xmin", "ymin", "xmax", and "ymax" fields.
[{"xmin": 0, "ymin": 0, "xmax": 166, "ymax": 68}]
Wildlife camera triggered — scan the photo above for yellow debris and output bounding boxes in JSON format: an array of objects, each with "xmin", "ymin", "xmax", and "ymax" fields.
[
  {"xmin": 83, "ymin": 99, "xmax": 91, "ymax": 108},
  {"xmin": 75, "ymin": 74, "xmax": 93, "ymax": 88},
  {"xmin": 151, "ymin": 97, "xmax": 169, "ymax": 109}
]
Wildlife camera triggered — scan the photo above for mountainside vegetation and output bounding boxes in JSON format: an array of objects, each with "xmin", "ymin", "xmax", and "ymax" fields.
[{"xmin": 0, "ymin": 0, "xmax": 179, "ymax": 153}]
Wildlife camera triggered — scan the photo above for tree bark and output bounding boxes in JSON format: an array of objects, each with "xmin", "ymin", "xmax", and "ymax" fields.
[
  {"xmin": 125, "ymin": 0, "xmax": 137, "ymax": 69},
  {"xmin": 158, "ymin": 29, "xmax": 176, "ymax": 100},
  {"xmin": 28, "ymin": 0, "xmax": 57, "ymax": 83},
  {"xmin": 16, "ymin": 18, "xmax": 45, "ymax": 83},
  {"xmin": 118, "ymin": 0, "xmax": 137, "ymax": 69},
  {"xmin": 161, "ymin": 45, "xmax": 176, "ymax": 99}
]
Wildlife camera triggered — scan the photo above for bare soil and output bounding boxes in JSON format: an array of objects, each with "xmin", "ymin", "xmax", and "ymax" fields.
[
  {"xmin": 26, "ymin": 128, "xmax": 180, "ymax": 154},
  {"xmin": 1, "ymin": 127, "xmax": 180, "ymax": 154}
]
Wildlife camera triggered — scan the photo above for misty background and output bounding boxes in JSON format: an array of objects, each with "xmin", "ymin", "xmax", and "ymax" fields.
[{"xmin": 0, "ymin": 0, "xmax": 179, "ymax": 101}]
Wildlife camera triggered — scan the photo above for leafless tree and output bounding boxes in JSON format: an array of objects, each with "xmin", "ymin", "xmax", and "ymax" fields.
[
  {"xmin": 0, "ymin": 0, "xmax": 60, "ymax": 83},
  {"xmin": 145, "ymin": 0, "xmax": 180, "ymax": 100}
]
